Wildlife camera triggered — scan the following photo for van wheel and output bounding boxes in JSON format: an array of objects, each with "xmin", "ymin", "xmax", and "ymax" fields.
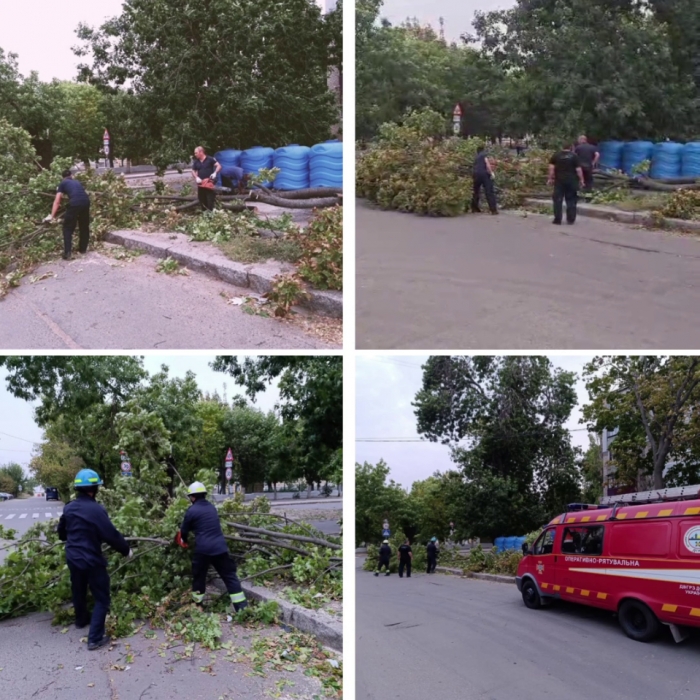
[
  {"xmin": 619, "ymin": 600, "xmax": 660, "ymax": 642},
  {"xmin": 521, "ymin": 579, "xmax": 542, "ymax": 610}
]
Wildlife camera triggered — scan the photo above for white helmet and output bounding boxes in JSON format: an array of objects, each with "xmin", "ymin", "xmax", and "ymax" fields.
[{"xmin": 187, "ymin": 481, "xmax": 207, "ymax": 495}]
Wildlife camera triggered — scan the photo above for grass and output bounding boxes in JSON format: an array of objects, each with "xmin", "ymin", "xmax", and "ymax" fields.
[
  {"xmin": 216, "ymin": 236, "xmax": 301, "ymax": 264},
  {"xmin": 608, "ymin": 191, "xmax": 670, "ymax": 212}
]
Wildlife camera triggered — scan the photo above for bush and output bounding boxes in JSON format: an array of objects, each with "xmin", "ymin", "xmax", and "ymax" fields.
[
  {"xmin": 658, "ymin": 189, "xmax": 700, "ymax": 220},
  {"xmin": 293, "ymin": 205, "xmax": 342, "ymax": 290},
  {"xmin": 362, "ymin": 533, "xmax": 427, "ymax": 573},
  {"xmin": 465, "ymin": 545, "xmax": 522, "ymax": 576}
]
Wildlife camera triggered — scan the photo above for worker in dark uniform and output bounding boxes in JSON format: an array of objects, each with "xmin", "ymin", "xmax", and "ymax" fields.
[
  {"xmin": 426, "ymin": 537, "xmax": 438, "ymax": 574},
  {"xmin": 374, "ymin": 539, "xmax": 391, "ymax": 576},
  {"xmin": 57, "ymin": 469, "xmax": 132, "ymax": 651},
  {"xmin": 548, "ymin": 144, "xmax": 585, "ymax": 225},
  {"xmin": 471, "ymin": 145, "xmax": 498, "ymax": 215},
  {"xmin": 191, "ymin": 146, "xmax": 221, "ymax": 212},
  {"xmin": 574, "ymin": 135, "xmax": 599, "ymax": 196},
  {"xmin": 175, "ymin": 481, "xmax": 248, "ymax": 611},
  {"xmin": 397, "ymin": 538, "xmax": 413, "ymax": 578},
  {"xmin": 44, "ymin": 169, "xmax": 91, "ymax": 260},
  {"xmin": 220, "ymin": 165, "xmax": 249, "ymax": 193}
]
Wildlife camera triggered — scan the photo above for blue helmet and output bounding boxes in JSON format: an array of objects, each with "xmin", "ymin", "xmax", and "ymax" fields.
[{"xmin": 74, "ymin": 469, "xmax": 103, "ymax": 488}]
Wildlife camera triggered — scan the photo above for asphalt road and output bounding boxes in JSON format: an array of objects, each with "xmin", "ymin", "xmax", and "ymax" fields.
[
  {"xmin": 356, "ymin": 558, "xmax": 700, "ymax": 700},
  {"xmin": 356, "ymin": 201, "xmax": 700, "ymax": 349},
  {"xmin": 0, "ymin": 249, "xmax": 329, "ymax": 349}
]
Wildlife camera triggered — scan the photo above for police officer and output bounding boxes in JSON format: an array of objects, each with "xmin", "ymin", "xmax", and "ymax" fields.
[
  {"xmin": 548, "ymin": 143, "xmax": 585, "ymax": 225},
  {"xmin": 191, "ymin": 146, "xmax": 221, "ymax": 211},
  {"xmin": 44, "ymin": 169, "xmax": 91, "ymax": 260},
  {"xmin": 175, "ymin": 482, "xmax": 248, "ymax": 611},
  {"xmin": 574, "ymin": 135, "xmax": 600, "ymax": 195},
  {"xmin": 374, "ymin": 539, "xmax": 391, "ymax": 576},
  {"xmin": 397, "ymin": 538, "xmax": 412, "ymax": 578},
  {"xmin": 471, "ymin": 145, "xmax": 498, "ymax": 215},
  {"xmin": 426, "ymin": 537, "xmax": 438, "ymax": 574},
  {"xmin": 57, "ymin": 469, "xmax": 132, "ymax": 651}
]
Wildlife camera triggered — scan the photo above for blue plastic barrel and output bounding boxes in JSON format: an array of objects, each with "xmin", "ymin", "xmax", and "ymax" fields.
[
  {"xmin": 273, "ymin": 144, "xmax": 311, "ymax": 190},
  {"xmin": 493, "ymin": 537, "xmax": 505, "ymax": 553},
  {"xmin": 214, "ymin": 149, "xmax": 242, "ymax": 186},
  {"xmin": 241, "ymin": 146, "xmax": 275, "ymax": 187},
  {"xmin": 597, "ymin": 141, "xmax": 624, "ymax": 171},
  {"xmin": 682, "ymin": 142, "xmax": 700, "ymax": 177},
  {"xmin": 622, "ymin": 141, "xmax": 654, "ymax": 175},
  {"xmin": 650, "ymin": 142, "xmax": 683, "ymax": 179},
  {"xmin": 310, "ymin": 141, "xmax": 343, "ymax": 189}
]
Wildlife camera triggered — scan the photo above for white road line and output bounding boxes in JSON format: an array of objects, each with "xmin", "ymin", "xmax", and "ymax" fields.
[
  {"xmin": 45, "ymin": 513, "xmax": 52, "ymax": 518},
  {"xmin": 32, "ymin": 513, "xmax": 39, "ymax": 518},
  {"xmin": 19, "ymin": 513, "xmax": 27, "ymax": 519},
  {"xmin": 4, "ymin": 514, "xmax": 15, "ymax": 520}
]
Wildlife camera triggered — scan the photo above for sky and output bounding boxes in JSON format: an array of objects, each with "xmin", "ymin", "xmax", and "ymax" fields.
[
  {"xmin": 381, "ymin": 0, "xmax": 515, "ymax": 42},
  {"xmin": 0, "ymin": 356, "xmax": 281, "ymax": 475},
  {"xmin": 356, "ymin": 355, "xmax": 595, "ymax": 489}
]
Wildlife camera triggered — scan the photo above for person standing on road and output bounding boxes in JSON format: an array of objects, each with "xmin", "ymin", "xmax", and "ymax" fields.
[
  {"xmin": 175, "ymin": 481, "xmax": 248, "ymax": 611},
  {"xmin": 471, "ymin": 146, "xmax": 498, "ymax": 215},
  {"xmin": 57, "ymin": 469, "xmax": 132, "ymax": 651},
  {"xmin": 548, "ymin": 144, "xmax": 585, "ymax": 225},
  {"xmin": 374, "ymin": 539, "xmax": 392, "ymax": 576},
  {"xmin": 574, "ymin": 135, "xmax": 599, "ymax": 195},
  {"xmin": 44, "ymin": 169, "xmax": 91, "ymax": 260},
  {"xmin": 191, "ymin": 146, "xmax": 221, "ymax": 212},
  {"xmin": 426, "ymin": 537, "xmax": 438, "ymax": 574},
  {"xmin": 398, "ymin": 538, "xmax": 413, "ymax": 578}
]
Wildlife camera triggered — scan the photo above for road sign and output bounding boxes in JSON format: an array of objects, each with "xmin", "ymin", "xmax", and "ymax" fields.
[
  {"xmin": 103, "ymin": 129, "xmax": 110, "ymax": 144},
  {"xmin": 382, "ymin": 529, "xmax": 391, "ymax": 538},
  {"xmin": 225, "ymin": 467, "xmax": 232, "ymax": 481},
  {"xmin": 453, "ymin": 122, "xmax": 461, "ymax": 135},
  {"xmin": 120, "ymin": 450, "xmax": 132, "ymax": 477},
  {"xmin": 453, "ymin": 103, "xmax": 462, "ymax": 118}
]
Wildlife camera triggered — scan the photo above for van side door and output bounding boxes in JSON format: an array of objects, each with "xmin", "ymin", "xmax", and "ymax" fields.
[{"xmin": 531, "ymin": 527, "xmax": 558, "ymax": 595}]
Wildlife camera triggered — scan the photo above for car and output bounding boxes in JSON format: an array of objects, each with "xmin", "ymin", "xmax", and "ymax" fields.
[
  {"xmin": 0, "ymin": 492, "xmax": 11, "ymax": 501},
  {"xmin": 45, "ymin": 487, "xmax": 60, "ymax": 501}
]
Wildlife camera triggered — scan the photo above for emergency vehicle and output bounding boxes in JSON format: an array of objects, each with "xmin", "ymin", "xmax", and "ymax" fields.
[{"xmin": 517, "ymin": 484, "xmax": 700, "ymax": 643}]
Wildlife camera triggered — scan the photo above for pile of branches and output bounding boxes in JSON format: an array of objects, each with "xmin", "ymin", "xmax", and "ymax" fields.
[{"xmin": 0, "ymin": 469, "xmax": 341, "ymax": 638}]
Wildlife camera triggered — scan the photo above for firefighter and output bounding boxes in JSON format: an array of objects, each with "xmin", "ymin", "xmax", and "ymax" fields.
[
  {"xmin": 548, "ymin": 143, "xmax": 585, "ymax": 225},
  {"xmin": 191, "ymin": 146, "xmax": 221, "ymax": 212},
  {"xmin": 57, "ymin": 469, "xmax": 132, "ymax": 651},
  {"xmin": 398, "ymin": 538, "xmax": 413, "ymax": 578},
  {"xmin": 44, "ymin": 169, "xmax": 91, "ymax": 260},
  {"xmin": 471, "ymin": 145, "xmax": 498, "ymax": 215},
  {"xmin": 175, "ymin": 481, "xmax": 248, "ymax": 611},
  {"xmin": 374, "ymin": 539, "xmax": 392, "ymax": 576},
  {"xmin": 426, "ymin": 537, "xmax": 438, "ymax": 574}
]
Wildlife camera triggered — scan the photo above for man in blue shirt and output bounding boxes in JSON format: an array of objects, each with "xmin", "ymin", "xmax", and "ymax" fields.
[
  {"xmin": 220, "ymin": 165, "xmax": 249, "ymax": 193},
  {"xmin": 57, "ymin": 469, "xmax": 132, "ymax": 650},
  {"xmin": 44, "ymin": 170, "xmax": 91, "ymax": 260},
  {"xmin": 191, "ymin": 146, "xmax": 221, "ymax": 211},
  {"xmin": 175, "ymin": 481, "xmax": 248, "ymax": 611}
]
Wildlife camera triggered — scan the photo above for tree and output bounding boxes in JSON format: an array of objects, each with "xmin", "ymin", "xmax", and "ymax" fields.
[
  {"xmin": 582, "ymin": 356, "xmax": 700, "ymax": 490},
  {"xmin": 74, "ymin": 0, "xmax": 341, "ymax": 167},
  {"xmin": 29, "ymin": 429, "xmax": 85, "ymax": 501},
  {"xmin": 407, "ymin": 471, "xmax": 464, "ymax": 542},
  {"xmin": 581, "ymin": 434, "xmax": 604, "ymax": 503},
  {"xmin": 0, "ymin": 464, "xmax": 30, "ymax": 497},
  {"xmin": 0, "ymin": 472, "xmax": 16, "ymax": 496}
]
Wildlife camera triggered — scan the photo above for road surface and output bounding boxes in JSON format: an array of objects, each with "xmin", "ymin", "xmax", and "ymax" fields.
[
  {"xmin": 0, "ymin": 249, "xmax": 330, "ymax": 349},
  {"xmin": 0, "ymin": 497, "xmax": 62, "ymax": 564},
  {"xmin": 356, "ymin": 201, "xmax": 700, "ymax": 349},
  {"xmin": 356, "ymin": 558, "xmax": 700, "ymax": 700}
]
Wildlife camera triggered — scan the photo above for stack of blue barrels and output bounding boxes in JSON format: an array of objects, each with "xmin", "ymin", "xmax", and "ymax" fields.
[
  {"xmin": 598, "ymin": 141, "xmax": 624, "ymax": 172},
  {"xmin": 273, "ymin": 144, "xmax": 311, "ymax": 190},
  {"xmin": 213, "ymin": 148, "xmax": 242, "ymax": 187},
  {"xmin": 493, "ymin": 536, "xmax": 527, "ymax": 553},
  {"xmin": 622, "ymin": 141, "xmax": 654, "ymax": 175},
  {"xmin": 681, "ymin": 143, "xmax": 700, "ymax": 177},
  {"xmin": 650, "ymin": 142, "xmax": 683, "ymax": 179},
  {"xmin": 310, "ymin": 140, "xmax": 343, "ymax": 188},
  {"xmin": 241, "ymin": 146, "xmax": 274, "ymax": 187}
]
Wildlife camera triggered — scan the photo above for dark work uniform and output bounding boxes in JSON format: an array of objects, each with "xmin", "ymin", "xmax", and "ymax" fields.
[
  {"xmin": 426, "ymin": 542, "xmax": 438, "ymax": 573},
  {"xmin": 180, "ymin": 497, "xmax": 246, "ymax": 608},
  {"xmin": 192, "ymin": 155, "xmax": 219, "ymax": 211},
  {"xmin": 57, "ymin": 177, "xmax": 90, "ymax": 257},
  {"xmin": 550, "ymin": 150, "xmax": 582, "ymax": 224},
  {"xmin": 398, "ymin": 543, "xmax": 412, "ymax": 578},
  {"xmin": 57, "ymin": 493, "xmax": 129, "ymax": 645},
  {"xmin": 375, "ymin": 543, "xmax": 391, "ymax": 574},
  {"xmin": 471, "ymin": 151, "xmax": 497, "ymax": 214},
  {"xmin": 220, "ymin": 165, "xmax": 248, "ymax": 192},
  {"xmin": 574, "ymin": 143, "xmax": 598, "ymax": 192}
]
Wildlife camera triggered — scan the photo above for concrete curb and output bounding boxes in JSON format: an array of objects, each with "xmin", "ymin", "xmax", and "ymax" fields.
[
  {"xmin": 104, "ymin": 229, "xmax": 342, "ymax": 318},
  {"xmin": 436, "ymin": 566, "xmax": 515, "ymax": 584},
  {"xmin": 523, "ymin": 197, "xmax": 700, "ymax": 233},
  {"xmin": 211, "ymin": 578, "xmax": 342, "ymax": 652}
]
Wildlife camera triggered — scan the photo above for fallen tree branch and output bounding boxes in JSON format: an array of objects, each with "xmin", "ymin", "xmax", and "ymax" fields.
[
  {"xmin": 225, "ymin": 521, "xmax": 341, "ymax": 550},
  {"xmin": 249, "ymin": 192, "xmax": 340, "ymax": 209},
  {"xmin": 240, "ymin": 564, "xmax": 293, "ymax": 582}
]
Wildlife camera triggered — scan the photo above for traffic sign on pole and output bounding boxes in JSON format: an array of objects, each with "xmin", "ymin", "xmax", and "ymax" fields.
[
  {"xmin": 119, "ymin": 450, "xmax": 132, "ymax": 477},
  {"xmin": 225, "ymin": 467, "xmax": 232, "ymax": 481},
  {"xmin": 453, "ymin": 104, "xmax": 462, "ymax": 118}
]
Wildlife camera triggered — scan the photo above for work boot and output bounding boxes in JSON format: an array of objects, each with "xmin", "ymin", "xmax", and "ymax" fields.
[
  {"xmin": 385, "ymin": 572, "xmax": 390, "ymax": 576},
  {"xmin": 551, "ymin": 220, "xmax": 561, "ymax": 225},
  {"xmin": 374, "ymin": 572, "xmax": 379, "ymax": 577},
  {"xmin": 75, "ymin": 618, "xmax": 90, "ymax": 630},
  {"xmin": 233, "ymin": 600, "xmax": 248, "ymax": 613},
  {"xmin": 87, "ymin": 635, "xmax": 111, "ymax": 651},
  {"xmin": 62, "ymin": 254, "xmax": 72, "ymax": 260}
]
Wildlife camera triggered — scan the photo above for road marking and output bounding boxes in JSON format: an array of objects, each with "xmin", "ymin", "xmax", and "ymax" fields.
[
  {"xmin": 32, "ymin": 513, "xmax": 39, "ymax": 518},
  {"xmin": 4, "ymin": 514, "xmax": 15, "ymax": 520},
  {"xmin": 45, "ymin": 513, "xmax": 52, "ymax": 518},
  {"xmin": 19, "ymin": 513, "xmax": 27, "ymax": 519},
  {"xmin": 21, "ymin": 297, "xmax": 82, "ymax": 349}
]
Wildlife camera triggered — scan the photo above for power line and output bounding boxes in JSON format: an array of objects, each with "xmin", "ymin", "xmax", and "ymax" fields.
[{"xmin": 0, "ymin": 430, "xmax": 38, "ymax": 444}]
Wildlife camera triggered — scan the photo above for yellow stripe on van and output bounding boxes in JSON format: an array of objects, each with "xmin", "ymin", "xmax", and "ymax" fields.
[
  {"xmin": 617, "ymin": 513, "xmax": 627, "ymax": 519},
  {"xmin": 597, "ymin": 593, "xmax": 607, "ymax": 600},
  {"xmin": 596, "ymin": 515, "xmax": 606, "ymax": 521},
  {"xmin": 553, "ymin": 585, "xmax": 560, "ymax": 591},
  {"xmin": 581, "ymin": 516, "xmax": 590, "ymax": 522},
  {"xmin": 690, "ymin": 608, "xmax": 700, "ymax": 617},
  {"xmin": 580, "ymin": 590, "xmax": 590, "ymax": 597},
  {"xmin": 662, "ymin": 604, "xmax": 678, "ymax": 613},
  {"xmin": 684, "ymin": 507, "xmax": 700, "ymax": 515},
  {"xmin": 541, "ymin": 583, "xmax": 549, "ymax": 589},
  {"xmin": 658, "ymin": 509, "xmax": 673, "ymax": 517},
  {"xmin": 635, "ymin": 511, "xmax": 649, "ymax": 519},
  {"xmin": 566, "ymin": 587, "xmax": 574, "ymax": 594},
  {"xmin": 566, "ymin": 517, "xmax": 576, "ymax": 523}
]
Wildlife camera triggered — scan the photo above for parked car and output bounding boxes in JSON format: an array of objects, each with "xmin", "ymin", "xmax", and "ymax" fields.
[
  {"xmin": 45, "ymin": 487, "xmax": 60, "ymax": 501},
  {"xmin": 0, "ymin": 492, "xmax": 11, "ymax": 501}
]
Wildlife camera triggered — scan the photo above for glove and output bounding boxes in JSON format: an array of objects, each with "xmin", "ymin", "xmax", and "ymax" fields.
[
  {"xmin": 209, "ymin": 173, "xmax": 217, "ymax": 181},
  {"xmin": 43, "ymin": 215, "xmax": 53, "ymax": 223},
  {"xmin": 490, "ymin": 172, "xmax": 496, "ymax": 180},
  {"xmin": 127, "ymin": 549, "xmax": 134, "ymax": 558},
  {"xmin": 195, "ymin": 177, "xmax": 202, "ymax": 184},
  {"xmin": 175, "ymin": 530, "xmax": 188, "ymax": 549}
]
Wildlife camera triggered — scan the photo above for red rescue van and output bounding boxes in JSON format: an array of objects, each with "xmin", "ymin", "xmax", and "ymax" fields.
[{"xmin": 516, "ymin": 485, "xmax": 700, "ymax": 643}]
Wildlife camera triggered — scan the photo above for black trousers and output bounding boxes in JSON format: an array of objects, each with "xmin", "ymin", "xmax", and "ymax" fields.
[
  {"xmin": 375, "ymin": 558, "xmax": 390, "ymax": 573},
  {"xmin": 552, "ymin": 181, "xmax": 578, "ymax": 224},
  {"xmin": 427, "ymin": 555, "xmax": 437, "ymax": 573},
  {"xmin": 192, "ymin": 551, "xmax": 244, "ymax": 603},
  {"xmin": 398, "ymin": 559, "xmax": 411, "ymax": 577},
  {"xmin": 198, "ymin": 187, "xmax": 216, "ymax": 211},
  {"xmin": 581, "ymin": 167, "xmax": 594, "ymax": 192},
  {"xmin": 471, "ymin": 174, "xmax": 497, "ymax": 213},
  {"xmin": 67, "ymin": 561, "xmax": 110, "ymax": 645},
  {"xmin": 63, "ymin": 205, "xmax": 90, "ymax": 256}
]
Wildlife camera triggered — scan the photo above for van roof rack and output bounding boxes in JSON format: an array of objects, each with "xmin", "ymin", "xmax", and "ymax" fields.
[{"xmin": 599, "ymin": 484, "xmax": 700, "ymax": 507}]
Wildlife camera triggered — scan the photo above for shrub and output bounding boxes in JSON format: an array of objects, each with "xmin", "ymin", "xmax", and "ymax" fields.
[
  {"xmin": 658, "ymin": 189, "xmax": 700, "ymax": 220},
  {"xmin": 293, "ymin": 205, "xmax": 342, "ymax": 290}
]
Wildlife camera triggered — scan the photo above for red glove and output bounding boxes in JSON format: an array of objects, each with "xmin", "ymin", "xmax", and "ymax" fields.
[{"xmin": 175, "ymin": 530, "xmax": 188, "ymax": 549}]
